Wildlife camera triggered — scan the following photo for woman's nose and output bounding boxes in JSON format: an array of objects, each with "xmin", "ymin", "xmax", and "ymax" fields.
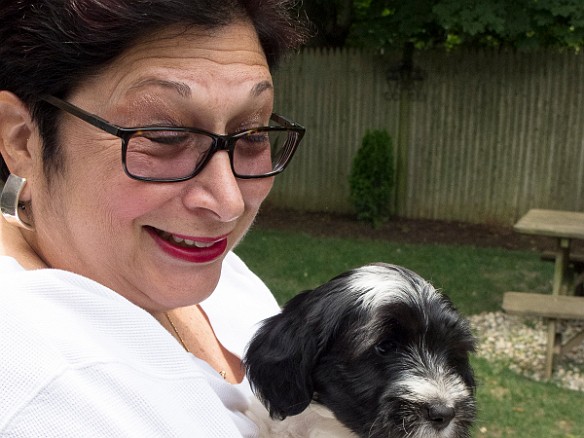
[{"xmin": 181, "ymin": 151, "xmax": 245, "ymax": 222}]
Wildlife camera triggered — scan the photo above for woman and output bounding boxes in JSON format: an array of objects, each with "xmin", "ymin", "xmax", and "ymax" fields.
[{"xmin": 0, "ymin": 0, "xmax": 306, "ymax": 436}]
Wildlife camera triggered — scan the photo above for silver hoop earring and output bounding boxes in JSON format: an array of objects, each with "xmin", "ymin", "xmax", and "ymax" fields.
[{"xmin": 1, "ymin": 174, "xmax": 34, "ymax": 231}]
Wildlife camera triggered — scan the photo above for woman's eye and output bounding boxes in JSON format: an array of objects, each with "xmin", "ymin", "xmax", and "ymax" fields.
[
  {"xmin": 127, "ymin": 131, "xmax": 213, "ymax": 162},
  {"xmin": 141, "ymin": 132, "xmax": 190, "ymax": 146},
  {"xmin": 244, "ymin": 132, "xmax": 270, "ymax": 144},
  {"xmin": 235, "ymin": 133, "xmax": 272, "ymax": 158}
]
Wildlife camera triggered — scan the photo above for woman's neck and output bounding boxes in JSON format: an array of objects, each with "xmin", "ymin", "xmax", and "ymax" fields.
[
  {"xmin": 0, "ymin": 219, "xmax": 47, "ymax": 269},
  {"xmin": 152, "ymin": 305, "xmax": 245, "ymax": 384}
]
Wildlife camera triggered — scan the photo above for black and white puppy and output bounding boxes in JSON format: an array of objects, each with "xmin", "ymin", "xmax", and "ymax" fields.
[{"xmin": 244, "ymin": 263, "xmax": 476, "ymax": 438}]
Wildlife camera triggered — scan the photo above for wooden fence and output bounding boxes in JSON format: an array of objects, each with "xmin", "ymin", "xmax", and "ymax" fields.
[{"xmin": 267, "ymin": 47, "xmax": 584, "ymax": 226}]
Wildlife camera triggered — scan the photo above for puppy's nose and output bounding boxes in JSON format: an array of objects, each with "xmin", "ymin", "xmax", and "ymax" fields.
[{"xmin": 425, "ymin": 404, "xmax": 455, "ymax": 429}]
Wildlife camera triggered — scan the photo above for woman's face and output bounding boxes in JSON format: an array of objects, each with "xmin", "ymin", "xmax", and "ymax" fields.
[{"xmin": 28, "ymin": 21, "xmax": 275, "ymax": 310}]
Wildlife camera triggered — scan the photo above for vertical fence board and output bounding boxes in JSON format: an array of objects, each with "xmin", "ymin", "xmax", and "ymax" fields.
[{"xmin": 268, "ymin": 48, "xmax": 584, "ymax": 225}]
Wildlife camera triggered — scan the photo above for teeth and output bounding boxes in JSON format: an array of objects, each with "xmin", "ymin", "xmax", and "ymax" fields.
[
  {"xmin": 193, "ymin": 241, "xmax": 214, "ymax": 248},
  {"xmin": 156, "ymin": 229, "xmax": 216, "ymax": 248}
]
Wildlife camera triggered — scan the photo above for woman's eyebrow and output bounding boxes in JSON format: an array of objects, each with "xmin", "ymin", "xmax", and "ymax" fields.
[
  {"xmin": 129, "ymin": 78, "xmax": 272, "ymax": 97},
  {"xmin": 128, "ymin": 78, "xmax": 192, "ymax": 98},
  {"xmin": 250, "ymin": 80, "xmax": 273, "ymax": 97}
]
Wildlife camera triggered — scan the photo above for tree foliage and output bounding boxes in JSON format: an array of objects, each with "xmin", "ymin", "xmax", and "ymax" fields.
[
  {"xmin": 301, "ymin": 0, "xmax": 584, "ymax": 51},
  {"xmin": 300, "ymin": 0, "xmax": 355, "ymax": 47}
]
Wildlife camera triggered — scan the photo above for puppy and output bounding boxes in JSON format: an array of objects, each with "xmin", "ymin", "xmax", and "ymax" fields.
[{"xmin": 244, "ymin": 263, "xmax": 476, "ymax": 438}]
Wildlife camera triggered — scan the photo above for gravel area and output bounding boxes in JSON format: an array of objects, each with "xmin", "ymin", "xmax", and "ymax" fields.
[{"xmin": 469, "ymin": 312, "xmax": 584, "ymax": 391}]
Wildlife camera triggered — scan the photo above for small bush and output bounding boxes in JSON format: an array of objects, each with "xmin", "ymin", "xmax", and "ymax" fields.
[{"xmin": 348, "ymin": 129, "xmax": 395, "ymax": 226}]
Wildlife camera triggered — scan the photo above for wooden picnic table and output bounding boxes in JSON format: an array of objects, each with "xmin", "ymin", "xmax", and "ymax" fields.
[
  {"xmin": 514, "ymin": 208, "xmax": 584, "ymax": 296},
  {"xmin": 503, "ymin": 209, "xmax": 584, "ymax": 379}
]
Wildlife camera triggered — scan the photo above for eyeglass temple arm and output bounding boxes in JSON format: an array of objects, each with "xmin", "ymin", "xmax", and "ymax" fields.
[
  {"xmin": 270, "ymin": 113, "xmax": 305, "ymax": 131},
  {"xmin": 41, "ymin": 95, "xmax": 124, "ymax": 137}
]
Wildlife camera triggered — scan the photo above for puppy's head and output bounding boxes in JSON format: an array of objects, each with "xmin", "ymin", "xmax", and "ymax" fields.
[{"xmin": 244, "ymin": 263, "xmax": 476, "ymax": 438}]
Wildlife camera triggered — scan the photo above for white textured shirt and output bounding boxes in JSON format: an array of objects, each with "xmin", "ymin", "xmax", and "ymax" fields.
[{"xmin": 0, "ymin": 252, "xmax": 280, "ymax": 437}]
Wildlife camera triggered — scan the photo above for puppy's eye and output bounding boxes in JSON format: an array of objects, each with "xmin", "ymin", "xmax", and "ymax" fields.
[{"xmin": 375, "ymin": 340, "xmax": 396, "ymax": 356}]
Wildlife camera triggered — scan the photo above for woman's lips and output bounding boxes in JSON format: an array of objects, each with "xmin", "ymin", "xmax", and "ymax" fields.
[{"xmin": 146, "ymin": 227, "xmax": 228, "ymax": 263}]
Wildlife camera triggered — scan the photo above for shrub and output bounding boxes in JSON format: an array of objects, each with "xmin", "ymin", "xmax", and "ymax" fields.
[{"xmin": 348, "ymin": 129, "xmax": 395, "ymax": 226}]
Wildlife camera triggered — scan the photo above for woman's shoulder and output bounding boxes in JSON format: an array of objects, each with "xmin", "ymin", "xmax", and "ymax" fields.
[
  {"xmin": 0, "ymin": 281, "xmax": 70, "ymax": 429},
  {"xmin": 0, "ymin": 255, "xmax": 26, "ymax": 274},
  {"xmin": 0, "ymin": 256, "xmax": 197, "ymax": 378},
  {"xmin": 0, "ymin": 256, "xmax": 252, "ymax": 437},
  {"xmin": 0, "ymin": 325, "xmax": 250, "ymax": 437},
  {"xmin": 0, "ymin": 255, "xmax": 131, "ymax": 306}
]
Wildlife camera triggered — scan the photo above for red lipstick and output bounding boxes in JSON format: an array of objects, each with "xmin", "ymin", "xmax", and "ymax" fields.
[{"xmin": 147, "ymin": 227, "xmax": 228, "ymax": 263}]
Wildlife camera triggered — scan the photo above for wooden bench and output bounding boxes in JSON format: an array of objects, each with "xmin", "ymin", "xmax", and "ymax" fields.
[
  {"xmin": 502, "ymin": 292, "xmax": 584, "ymax": 379},
  {"xmin": 540, "ymin": 250, "xmax": 584, "ymax": 267},
  {"xmin": 540, "ymin": 251, "xmax": 584, "ymax": 295}
]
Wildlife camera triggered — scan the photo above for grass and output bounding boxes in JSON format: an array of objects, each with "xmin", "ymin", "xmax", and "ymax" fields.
[
  {"xmin": 235, "ymin": 226, "xmax": 584, "ymax": 438},
  {"xmin": 472, "ymin": 357, "xmax": 584, "ymax": 437},
  {"xmin": 236, "ymin": 228, "xmax": 554, "ymax": 315}
]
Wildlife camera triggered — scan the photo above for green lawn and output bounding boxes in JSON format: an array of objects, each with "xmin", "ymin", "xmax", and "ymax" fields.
[{"xmin": 236, "ymin": 226, "xmax": 584, "ymax": 438}]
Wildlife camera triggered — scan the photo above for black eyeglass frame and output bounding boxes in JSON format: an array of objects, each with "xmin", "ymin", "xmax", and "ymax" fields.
[{"xmin": 41, "ymin": 95, "xmax": 305, "ymax": 182}]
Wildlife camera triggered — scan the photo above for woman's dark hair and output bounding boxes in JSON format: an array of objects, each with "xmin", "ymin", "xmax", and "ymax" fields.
[{"xmin": 0, "ymin": 0, "xmax": 308, "ymax": 181}]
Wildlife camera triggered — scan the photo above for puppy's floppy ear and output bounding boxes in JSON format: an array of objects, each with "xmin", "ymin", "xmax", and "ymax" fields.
[{"xmin": 244, "ymin": 290, "xmax": 322, "ymax": 420}]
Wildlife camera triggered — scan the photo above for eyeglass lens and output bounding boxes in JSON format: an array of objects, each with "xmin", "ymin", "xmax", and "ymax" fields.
[{"xmin": 124, "ymin": 129, "xmax": 294, "ymax": 180}]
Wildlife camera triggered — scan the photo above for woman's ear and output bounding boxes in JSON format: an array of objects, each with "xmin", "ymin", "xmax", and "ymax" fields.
[{"xmin": 0, "ymin": 91, "xmax": 36, "ymax": 188}]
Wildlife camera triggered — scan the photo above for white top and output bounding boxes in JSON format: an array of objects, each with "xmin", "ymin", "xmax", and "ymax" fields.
[{"xmin": 0, "ymin": 252, "xmax": 280, "ymax": 437}]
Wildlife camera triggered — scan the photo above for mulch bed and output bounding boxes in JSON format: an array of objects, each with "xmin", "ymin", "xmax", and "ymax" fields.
[{"xmin": 255, "ymin": 206, "xmax": 575, "ymax": 253}]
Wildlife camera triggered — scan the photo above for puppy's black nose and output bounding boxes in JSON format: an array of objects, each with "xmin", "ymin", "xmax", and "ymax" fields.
[{"xmin": 425, "ymin": 404, "xmax": 455, "ymax": 429}]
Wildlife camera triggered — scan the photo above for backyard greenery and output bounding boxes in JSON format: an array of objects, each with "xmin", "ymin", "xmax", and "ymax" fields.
[
  {"xmin": 236, "ymin": 225, "xmax": 584, "ymax": 437},
  {"xmin": 348, "ymin": 129, "xmax": 395, "ymax": 226},
  {"xmin": 301, "ymin": 0, "xmax": 584, "ymax": 52}
]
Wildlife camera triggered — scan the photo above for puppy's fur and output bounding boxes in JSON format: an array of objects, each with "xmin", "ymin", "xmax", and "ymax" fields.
[{"xmin": 244, "ymin": 263, "xmax": 476, "ymax": 438}]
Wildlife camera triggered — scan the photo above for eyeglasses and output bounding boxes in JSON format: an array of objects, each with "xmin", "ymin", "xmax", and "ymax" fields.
[{"xmin": 41, "ymin": 95, "xmax": 305, "ymax": 182}]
